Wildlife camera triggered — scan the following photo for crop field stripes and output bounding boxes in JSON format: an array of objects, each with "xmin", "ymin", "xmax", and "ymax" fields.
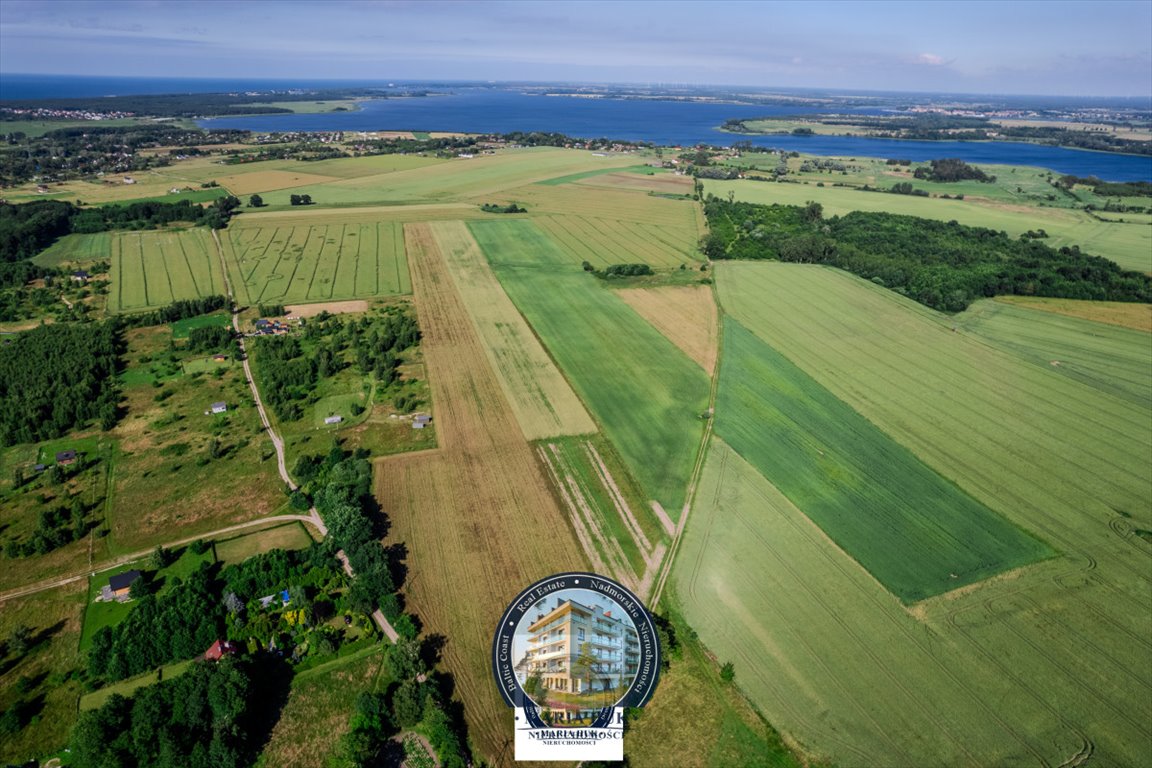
[
  {"xmin": 716, "ymin": 317, "xmax": 1054, "ymax": 602},
  {"xmin": 428, "ymin": 220, "xmax": 596, "ymax": 440},
  {"xmin": 535, "ymin": 438, "xmax": 669, "ymax": 598},
  {"xmin": 678, "ymin": 441, "xmax": 1087, "ymax": 766},
  {"xmin": 535, "ymin": 215, "xmax": 688, "ymax": 268}
]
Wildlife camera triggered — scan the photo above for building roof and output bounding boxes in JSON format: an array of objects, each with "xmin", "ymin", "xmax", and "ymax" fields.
[
  {"xmin": 210, "ymin": 401, "xmax": 227, "ymax": 410},
  {"xmin": 204, "ymin": 639, "xmax": 239, "ymax": 661},
  {"xmin": 324, "ymin": 415, "xmax": 343, "ymax": 424},
  {"xmin": 109, "ymin": 570, "xmax": 142, "ymax": 592},
  {"xmin": 56, "ymin": 449, "xmax": 77, "ymax": 462}
]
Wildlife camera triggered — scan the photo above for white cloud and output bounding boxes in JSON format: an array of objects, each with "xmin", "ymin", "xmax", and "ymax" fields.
[{"xmin": 916, "ymin": 53, "xmax": 945, "ymax": 66}]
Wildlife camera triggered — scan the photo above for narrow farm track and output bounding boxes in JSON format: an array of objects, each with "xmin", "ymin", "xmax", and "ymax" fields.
[{"xmin": 0, "ymin": 514, "xmax": 323, "ymax": 604}]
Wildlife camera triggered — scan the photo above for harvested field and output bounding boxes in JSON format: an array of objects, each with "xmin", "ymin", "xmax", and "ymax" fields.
[
  {"xmin": 617, "ymin": 284, "xmax": 719, "ymax": 373},
  {"xmin": 993, "ymin": 295, "xmax": 1152, "ymax": 333},
  {"xmin": 285, "ymin": 299, "xmax": 370, "ymax": 317},
  {"xmin": 574, "ymin": 170, "xmax": 694, "ymax": 195},
  {"xmin": 214, "ymin": 169, "xmax": 341, "ymax": 195},
  {"xmin": 376, "ymin": 224, "xmax": 589, "ymax": 764},
  {"xmin": 425, "ymin": 220, "xmax": 596, "ymax": 440}
]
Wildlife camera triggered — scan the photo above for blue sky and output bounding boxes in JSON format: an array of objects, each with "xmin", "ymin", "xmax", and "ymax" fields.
[{"xmin": 1, "ymin": 0, "xmax": 1149, "ymax": 97}]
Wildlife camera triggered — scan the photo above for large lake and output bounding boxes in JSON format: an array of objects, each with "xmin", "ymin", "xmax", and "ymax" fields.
[{"xmin": 198, "ymin": 89, "xmax": 1152, "ymax": 181}]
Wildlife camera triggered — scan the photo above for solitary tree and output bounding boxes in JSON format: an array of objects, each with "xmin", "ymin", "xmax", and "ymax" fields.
[
  {"xmin": 720, "ymin": 661, "xmax": 735, "ymax": 683},
  {"xmin": 573, "ymin": 641, "xmax": 598, "ymax": 696},
  {"xmin": 248, "ymin": 194, "xmax": 264, "ymax": 208}
]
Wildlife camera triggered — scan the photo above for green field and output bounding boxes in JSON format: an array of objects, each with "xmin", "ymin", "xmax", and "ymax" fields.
[
  {"xmin": 224, "ymin": 220, "xmax": 410, "ymax": 305},
  {"xmin": 473, "ymin": 218, "xmax": 710, "ymax": 518},
  {"xmin": 535, "ymin": 213, "xmax": 697, "ymax": 268},
  {"xmin": 537, "ymin": 164, "xmax": 656, "ymax": 185},
  {"xmin": 672, "ymin": 261, "xmax": 1152, "ymax": 765},
  {"xmin": 426, "ymin": 220, "xmax": 597, "ymax": 440},
  {"xmin": 958, "ymin": 298, "xmax": 1152, "ymax": 406},
  {"xmin": 108, "ymin": 228, "xmax": 227, "ymax": 312},
  {"xmin": 30, "ymin": 232, "xmax": 111, "ymax": 267},
  {"xmin": 716, "ymin": 317, "xmax": 1052, "ymax": 601},
  {"xmin": 704, "ymin": 177, "xmax": 1152, "ymax": 273}
]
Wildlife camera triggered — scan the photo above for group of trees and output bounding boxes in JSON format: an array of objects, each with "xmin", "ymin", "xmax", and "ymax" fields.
[
  {"xmin": 288, "ymin": 194, "xmax": 313, "ymax": 206},
  {"xmin": 1056, "ymin": 175, "xmax": 1152, "ymax": 197},
  {"xmin": 591, "ymin": 263, "xmax": 655, "ymax": 279},
  {"xmin": 254, "ymin": 309, "xmax": 421, "ymax": 420},
  {"xmin": 479, "ymin": 202, "xmax": 526, "ymax": 213},
  {"xmin": 186, "ymin": 325, "xmax": 235, "ymax": 353},
  {"xmin": 702, "ymin": 198, "xmax": 1151, "ymax": 311},
  {"xmin": 70, "ymin": 656, "xmax": 261, "ymax": 768},
  {"xmin": 4, "ymin": 494, "xmax": 96, "ymax": 558},
  {"xmin": 330, "ymin": 637, "xmax": 468, "ymax": 768},
  {"xmin": 118, "ymin": 295, "xmax": 229, "ymax": 330},
  {"xmin": 0, "ymin": 321, "xmax": 121, "ymax": 445},
  {"xmin": 912, "ymin": 158, "xmax": 995, "ymax": 183}
]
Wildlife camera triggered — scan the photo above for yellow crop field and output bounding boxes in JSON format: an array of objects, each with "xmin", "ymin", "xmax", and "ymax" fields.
[
  {"xmin": 994, "ymin": 295, "xmax": 1152, "ymax": 332},
  {"xmin": 535, "ymin": 214, "xmax": 696, "ymax": 268},
  {"xmin": 574, "ymin": 170, "xmax": 694, "ymax": 195},
  {"xmin": 376, "ymin": 225, "xmax": 589, "ymax": 761},
  {"xmin": 215, "ymin": 169, "xmax": 342, "ymax": 195},
  {"xmin": 616, "ymin": 284, "xmax": 719, "ymax": 373},
  {"xmin": 424, "ymin": 220, "xmax": 596, "ymax": 440}
]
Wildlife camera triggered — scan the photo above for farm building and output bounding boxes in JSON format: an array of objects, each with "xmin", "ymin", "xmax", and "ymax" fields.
[
  {"xmin": 71, "ymin": 270, "xmax": 90, "ymax": 282},
  {"xmin": 108, "ymin": 570, "xmax": 142, "ymax": 598},
  {"xmin": 209, "ymin": 402, "xmax": 227, "ymax": 414},
  {"xmin": 55, "ymin": 449, "xmax": 78, "ymax": 465},
  {"xmin": 211, "ymin": 354, "xmax": 229, "ymax": 362},
  {"xmin": 204, "ymin": 639, "xmax": 240, "ymax": 661},
  {"xmin": 324, "ymin": 415, "xmax": 343, "ymax": 425},
  {"xmin": 411, "ymin": 413, "xmax": 432, "ymax": 429}
]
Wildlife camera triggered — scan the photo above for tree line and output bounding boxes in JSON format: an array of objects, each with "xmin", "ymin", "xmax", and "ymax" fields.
[{"xmin": 702, "ymin": 198, "xmax": 1152, "ymax": 311}]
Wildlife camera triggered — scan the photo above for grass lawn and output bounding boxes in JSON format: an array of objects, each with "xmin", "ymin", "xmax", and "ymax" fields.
[
  {"xmin": 30, "ymin": 232, "xmax": 112, "ymax": 267},
  {"xmin": 213, "ymin": 522, "xmax": 315, "ymax": 566},
  {"xmin": 78, "ymin": 658, "xmax": 195, "ymax": 711},
  {"xmin": 170, "ymin": 311, "xmax": 232, "ymax": 339}
]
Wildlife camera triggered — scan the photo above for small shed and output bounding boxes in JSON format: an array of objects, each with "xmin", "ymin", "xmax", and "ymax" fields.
[
  {"xmin": 212, "ymin": 354, "xmax": 228, "ymax": 362},
  {"xmin": 413, "ymin": 413, "xmax": 431, "ymax": 425},
  {"xmin": 109, "ymin": 570, "xmax": 142, "ymax": 598},
  {"xmin": 55, "ymin": 449, "xmax": 78, "ymax": 466},
  {"xmin": 324, "ymin": 415, "xmax": 343, "ymax": 425},
  {"xmin": 71, "ymin": 270, "xmax": 90, "ymax": 282},
  {"xmin": 210, "ymin": 402, "xmax": 227, "ymax": 414}
]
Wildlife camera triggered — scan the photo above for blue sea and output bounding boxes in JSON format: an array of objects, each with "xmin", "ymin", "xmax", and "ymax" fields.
[{"xmin": 4, "ymin": 74, "xmax": 1150, "ymax": 180}]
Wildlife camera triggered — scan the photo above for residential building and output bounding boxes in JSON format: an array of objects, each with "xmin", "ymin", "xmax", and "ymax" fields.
[
  {"xmin": 108, "ymin": 570, "xmax": 142, "ymax": 598},
  {"xmin": 522, "ymin": 598, "xmax": 640, "ymax": 694}
]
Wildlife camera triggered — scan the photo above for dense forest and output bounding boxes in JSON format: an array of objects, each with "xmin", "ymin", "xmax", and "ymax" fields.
[
  {"xmin": 702, "ymin": 199, "xmax": 1152, "ymax": 311},
  {"xmin": 0, "ymin": 321, "xmax": 121, "ymax": 445},
  {"xmin": 70, "ymin": 656, "xmax": 267, "ymax": 768}
]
